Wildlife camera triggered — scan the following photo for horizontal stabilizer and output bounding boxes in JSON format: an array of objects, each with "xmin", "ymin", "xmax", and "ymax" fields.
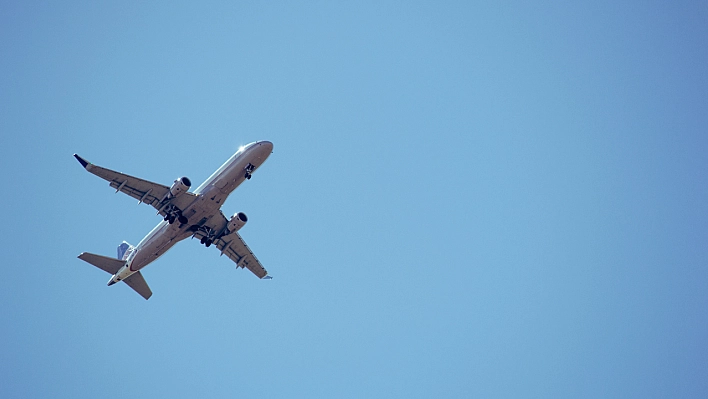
[
  {"xmin": 124, "ymin": 271, "xmax": 152, "ymax": 300},
  {"xmin": 78, "ymin": 252, "xmax": 124, "ymax": 274}
]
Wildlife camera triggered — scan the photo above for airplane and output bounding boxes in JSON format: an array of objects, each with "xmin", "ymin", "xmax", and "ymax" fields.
[{"xmin": 74, "ymin": 141, "xmax": 274, "ymax": 300}]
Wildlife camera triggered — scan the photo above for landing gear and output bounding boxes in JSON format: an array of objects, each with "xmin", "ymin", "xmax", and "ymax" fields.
[
  {"xmin": 162, "ymin": 204, "xmax": 187, "ymax": 225},
  {"xmin": 244, "ymin": 163, "xmax": 255, "ymax": 180},
  {"xmin": 196, "ymin": 226, "xmax": 217, "ymax": 247}
]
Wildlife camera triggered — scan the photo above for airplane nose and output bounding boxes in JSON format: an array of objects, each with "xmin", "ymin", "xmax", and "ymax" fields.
[{"xmin": 257, "ymin": 141, "xmax": 273, "ymax": 153}]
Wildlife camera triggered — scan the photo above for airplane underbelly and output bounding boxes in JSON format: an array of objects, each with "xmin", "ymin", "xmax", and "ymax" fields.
[{"xmin": 130, "ymin": 225, "xmax": 189, "ymax": 271}]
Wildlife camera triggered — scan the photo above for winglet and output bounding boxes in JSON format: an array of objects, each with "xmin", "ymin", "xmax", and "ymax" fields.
[
  {"xmin": 73, "ymin": 154, "xmax": 90, "ymax": 168},
  {"xmin": 263, "ymin": 275, "xmax": 273, "ymax": 280}
]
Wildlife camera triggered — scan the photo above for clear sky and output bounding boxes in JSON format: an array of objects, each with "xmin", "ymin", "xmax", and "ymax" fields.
[{"xmin": 1, "ymin": 1, "xmax": 707, "ymax": 398}]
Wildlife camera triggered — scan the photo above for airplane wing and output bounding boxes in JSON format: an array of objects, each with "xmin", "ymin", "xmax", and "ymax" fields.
[
  {"xmin": 74, "ymin": 154, "xmax": 198, "ymax": 215},
  {"xmin": 193, "ymin": 212, "xmax": 269, "ymax": 279}
]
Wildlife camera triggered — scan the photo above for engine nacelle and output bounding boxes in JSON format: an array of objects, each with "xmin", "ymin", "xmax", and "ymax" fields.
[
  {"xmin": 169, "ymin": 177, "xmax": 191, "ymax": 198},
  {"xmin": 227, "ymin": 212, "xmax": 248, "ymax": 233}
]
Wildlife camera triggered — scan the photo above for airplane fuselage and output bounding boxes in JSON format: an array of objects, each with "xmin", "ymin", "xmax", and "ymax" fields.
[{"xmin": 108, "ymin": 141, "xmax": 273, "ymax": 285}]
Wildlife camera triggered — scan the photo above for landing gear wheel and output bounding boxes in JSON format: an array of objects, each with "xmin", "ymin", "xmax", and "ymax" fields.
[
  {"xmin": 205, "ymin": 240, "xmax": 212, "ymax": 248},
  {"xmin": 168, "ymin": 215, "xmax": 176, "ymax": 224},
  {"xmin": 200, "ymin": 237, "xmax": 207, "ymax": 245},
  {"xmin": 178, "ymin": 215, "xmax": 188, "ymax": 224},
  {"xmin": 244, "ymin": 163, "xmax": 255, "ymax": 180}
]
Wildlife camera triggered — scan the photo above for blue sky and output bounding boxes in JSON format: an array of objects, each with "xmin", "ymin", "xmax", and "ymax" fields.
[{"xmin": 1, "ymin": 1, "xmax": 707, "ymax": 397}]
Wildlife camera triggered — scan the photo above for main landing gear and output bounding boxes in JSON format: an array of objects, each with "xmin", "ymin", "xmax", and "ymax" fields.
[
  {"xmin": 194, "ymin": 226, "xmax": 217, "ymax": 247},
  {"xmin": 163, "ymin": 204, "xmax": 188, "ymax": 225},
  {"xmin": 163, "ymin": 213, "xmax": 188, "ymax": 225},
  {"xmin": 244, "ymin": 163, "xmax": 255, "ymax": 180}
]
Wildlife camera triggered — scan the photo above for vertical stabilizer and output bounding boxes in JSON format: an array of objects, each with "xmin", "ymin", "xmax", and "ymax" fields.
[{"xmin": 117, "ymin": 241, "xmax": 135, "ymax": 260}]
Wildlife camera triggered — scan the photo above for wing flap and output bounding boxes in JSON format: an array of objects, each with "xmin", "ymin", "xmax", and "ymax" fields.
[
  {"xmin": 108, "ymin": 179, "xmax": 164, "ymax": 206},
  {"xmin": 218, "ymin": 233, "xmax": 268, "ymax": 278}
]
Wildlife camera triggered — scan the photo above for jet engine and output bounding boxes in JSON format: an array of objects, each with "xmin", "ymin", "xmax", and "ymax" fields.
[
  {"xmin": 169, "ymin": 177, "xmax": 191, "ymax": 198},
  {"xmin": 227, "ymin": 212, "xmax": 248, "ymax": 233}
]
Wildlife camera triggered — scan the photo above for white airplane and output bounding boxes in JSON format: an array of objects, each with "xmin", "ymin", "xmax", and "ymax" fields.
[{"xmin": 74, "ymin": 141, "xmax": 274, "ymax": 300}]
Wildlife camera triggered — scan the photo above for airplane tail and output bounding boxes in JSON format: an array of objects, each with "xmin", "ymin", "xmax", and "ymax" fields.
[
  {"xmin": 117, "ymin": 241, "xmax": 135, "ymax": 260},
  {"xmin": 77, "ymin": 249, "xmax": 152, "ymax": 300}
]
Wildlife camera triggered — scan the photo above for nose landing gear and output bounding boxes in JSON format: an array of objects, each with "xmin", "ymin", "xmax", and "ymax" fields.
[{"xmin": 244, "ymin": 163, "xmax": 255, "ymax": 180}]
